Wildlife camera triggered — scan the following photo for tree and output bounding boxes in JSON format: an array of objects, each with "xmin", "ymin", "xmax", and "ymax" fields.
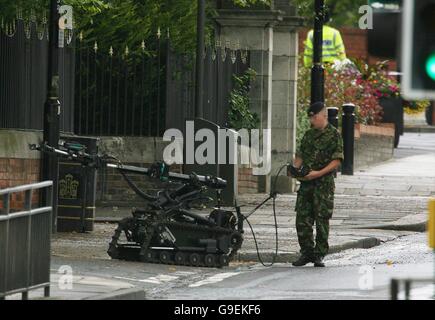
[{"xmin": 0, "ymin": 0, "xmax": 271, "ymax": 54}]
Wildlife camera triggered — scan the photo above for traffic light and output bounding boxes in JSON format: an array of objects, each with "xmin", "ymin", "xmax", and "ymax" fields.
[{"xmin": 401, "ymin": 0, "xmax": 435, "ymax": 99}]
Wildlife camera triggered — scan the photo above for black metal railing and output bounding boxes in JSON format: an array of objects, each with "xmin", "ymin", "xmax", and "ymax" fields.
[
  {"xmin": 74, "ymin": 35, "xmax": 251, "ymax": 138},
  {"xmin": 0, "ymin": 181, "xmax": 53, "ymax": 300},
  {"xmin": 165, "ymin": 43, "xmax": 251, "ymax": 132},
  {"xmin": 74, "ymin": 37, "xmax": 167, "ymax": 137},
  {"xmin": 0, "ymin": 17, "xmax": 75, "ymax": 132},
  {"xmin": 1, "ymin": 15, "xmax": 251, "ymax": 138}
]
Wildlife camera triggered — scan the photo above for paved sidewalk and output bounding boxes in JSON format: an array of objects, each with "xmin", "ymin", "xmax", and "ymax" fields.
[
  {"xmin": 76, "ymin": 133, "xmax": 434, "ymax": 265},
  {"xmin": 5, "ymin": 272, "xmax": 145, "ymax": 300},
  {"xmin": 233, "ymin": 132, "xmax": 434, "ymax": 261}
]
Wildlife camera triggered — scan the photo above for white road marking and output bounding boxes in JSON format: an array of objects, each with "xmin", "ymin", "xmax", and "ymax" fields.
[
  {"xmin": 114, "ymin": 274, "xmax": 179, "ymax": 284},
  {"xmin": 174, "ymin": 271, "xmax": 197, "ymax": 276},
  {"xmin": 188, "ymin": 272, "xmax": 239, "ymax": 288}
]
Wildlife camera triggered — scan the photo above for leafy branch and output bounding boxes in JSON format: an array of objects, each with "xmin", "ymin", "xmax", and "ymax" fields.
[{"xmin": 227, "ymin": 68, "xmax": 260, "ymax": 131}]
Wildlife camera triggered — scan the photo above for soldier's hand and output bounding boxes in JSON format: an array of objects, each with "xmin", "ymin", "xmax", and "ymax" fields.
[{"xmin": 305, "ymin": 170, "xmax": 322, "ymax": 181}]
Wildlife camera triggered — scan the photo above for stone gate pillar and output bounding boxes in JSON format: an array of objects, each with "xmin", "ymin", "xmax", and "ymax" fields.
[
  {"xmin": 215, "ymin": 1, "xmax": 303, "ymax": 194},
  {"xmin": 271, "ymin": 1, "xmax": 303, "ymax": 193}
]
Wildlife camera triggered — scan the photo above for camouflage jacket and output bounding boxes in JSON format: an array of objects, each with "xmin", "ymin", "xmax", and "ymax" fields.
[{"xmin": 295, "ymin": 123, "xmax": 344, "ymax": 185}]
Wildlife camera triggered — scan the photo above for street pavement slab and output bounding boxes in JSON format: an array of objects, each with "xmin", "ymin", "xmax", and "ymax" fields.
[{"xmin": 5, "ymin": 272, "xmax": 145, "ymax": 300}]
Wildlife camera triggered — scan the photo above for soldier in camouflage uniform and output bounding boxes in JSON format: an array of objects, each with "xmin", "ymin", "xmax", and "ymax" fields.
[{"xmin": 290, "ymin": 102, "xmax": 344, "ymax": 267}]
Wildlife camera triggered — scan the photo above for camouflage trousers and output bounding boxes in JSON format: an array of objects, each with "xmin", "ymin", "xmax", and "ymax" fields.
[{"xmin": 295, "ymin": 178, "xmax": 335, "ymax": 259}]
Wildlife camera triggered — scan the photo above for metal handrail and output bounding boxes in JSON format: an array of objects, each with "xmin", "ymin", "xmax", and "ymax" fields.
[
  {"xmin": 0, "ymin": 207, "xmax": 52, "ymax": 221},
  {"xmin": 0, "ymin": 181, "xmax": 53, "ymax": 300},
  {"xmin": 0, "ymin": 181, "xmax": 53, "ymax": 196}
]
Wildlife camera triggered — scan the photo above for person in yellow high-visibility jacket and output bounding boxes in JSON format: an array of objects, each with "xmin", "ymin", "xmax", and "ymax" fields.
[{"xmin": 303, "ymin": 25, "xmax": 347, "ymax": 68}]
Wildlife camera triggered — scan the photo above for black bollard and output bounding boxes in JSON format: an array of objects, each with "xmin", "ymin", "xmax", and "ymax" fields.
[
  {"xmin": 341, "ymin": 103, "xmax": 355, "ymax": 175},
  {"xmin": 327, "ymin": 107, "xmax": 339, "ymax": 128},
  {"xmin": 327, "ymin": 107, "xmax": 339, "ymax": 177},
  {"xmin": 390, "ymin": 279, "xmax": 399, "ymax": 300}
]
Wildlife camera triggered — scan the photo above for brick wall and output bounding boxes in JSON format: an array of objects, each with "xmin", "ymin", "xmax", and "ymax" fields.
[
  {"xmin": 238, "ymin": 166, "xmax": 258, "ymax": 194},
  {"xmin": 298, "ymin": 27, "xmax": 397, "ymax": 70},
  {"xmin": 0, "ymin": 159, "xmax": 41, "ymax": 210},
  {"xmin": 0, "ymin": 130, "xmax": 42, "ymax": 210},
  {"xmin": 354, "ymin": 123, "xmax": 395, "ymax": 170}
]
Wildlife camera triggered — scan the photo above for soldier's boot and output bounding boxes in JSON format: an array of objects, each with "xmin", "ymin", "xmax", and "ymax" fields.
[
  {"xmin": 313, "ymin": 256, "xmax": 325, "ymax": 267},
  {"xmin": 292, "ymin": 254, "xmax": 313, "ymax": 267}
]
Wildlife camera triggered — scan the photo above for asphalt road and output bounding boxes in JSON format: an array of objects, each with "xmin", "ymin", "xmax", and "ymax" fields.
[{"xmin": 51, "ymin": 232, "xmax": 434, "ymax": 300}]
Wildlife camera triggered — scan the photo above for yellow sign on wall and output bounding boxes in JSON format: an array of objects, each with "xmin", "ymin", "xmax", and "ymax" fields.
[
  {"xmin": 429, "ymin": 198, "xmax": 435, "ymax": 248},
  {"xmin": 59, "ymin": 174, "xmax": 79, "ymax": 199}
]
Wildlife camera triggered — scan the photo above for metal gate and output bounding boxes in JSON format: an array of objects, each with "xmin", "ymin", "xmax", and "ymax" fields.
[{"xmin": 0, "ymin": 17, "xmax": 75, "ymax": 132}]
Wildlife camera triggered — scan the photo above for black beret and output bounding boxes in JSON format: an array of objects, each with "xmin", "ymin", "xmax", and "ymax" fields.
[{"xmin": 307, "ymin": 101, "xmax": 325, "ymax": 117}]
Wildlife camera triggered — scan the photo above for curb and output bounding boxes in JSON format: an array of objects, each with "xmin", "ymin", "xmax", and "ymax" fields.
[
  {"xmin": 85, "ymin": 287, "xmax": 146, "ymax": 300},
  {"xmin": 404, "ymin": 126, "xmax": 435, "ymax": 133},
  {"xmin": 95, "ymin": 219, "xmax": 424, "ymax": 263},
  {"xmin": 353, "ymin": 222, "xmax": 427, "ymax": 232},
  {"xmin": 234, "ymin": 237, "xmax": 382, "ymax": 263},
  {"xmin": 352, "ymin": 214, "xmax": 428, "ymax": 232},
  {"xmin": 95, "ymin": 217, "xmax": 421, "ymax": 263}
]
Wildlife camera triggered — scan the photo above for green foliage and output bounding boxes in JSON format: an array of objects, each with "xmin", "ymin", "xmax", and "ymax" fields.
[
  {"xmin": 232, "ymin": 0, "xmax": 271, "ymax": 8},
  {"xmin": 227, "ymin": 68, "xmax": 260, "ymax": 131},
  {"xmin": 295, "ymin": 53, "xmax": 313, "ymax": 145},
  {"xmin": 0, "ymin": 0, "xmax": 272, "ymax": 55},
  {"xmin": 293, "ymin": 0, "xmax": 369, "ymax": 27},
  {"xmin": 0, "ymin": 0, "xmax": 49, "ymax": 22},
  {"xmin": 296, "ymin": 102, "xmax": 311, "ymax": 150},
  {"xmin": 68, "ymin": 0, "xmax": 201, "ymax": 55},
  {"xmin": 298, "ymin": 55, "xmax": 386, "ymax": 126}
]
